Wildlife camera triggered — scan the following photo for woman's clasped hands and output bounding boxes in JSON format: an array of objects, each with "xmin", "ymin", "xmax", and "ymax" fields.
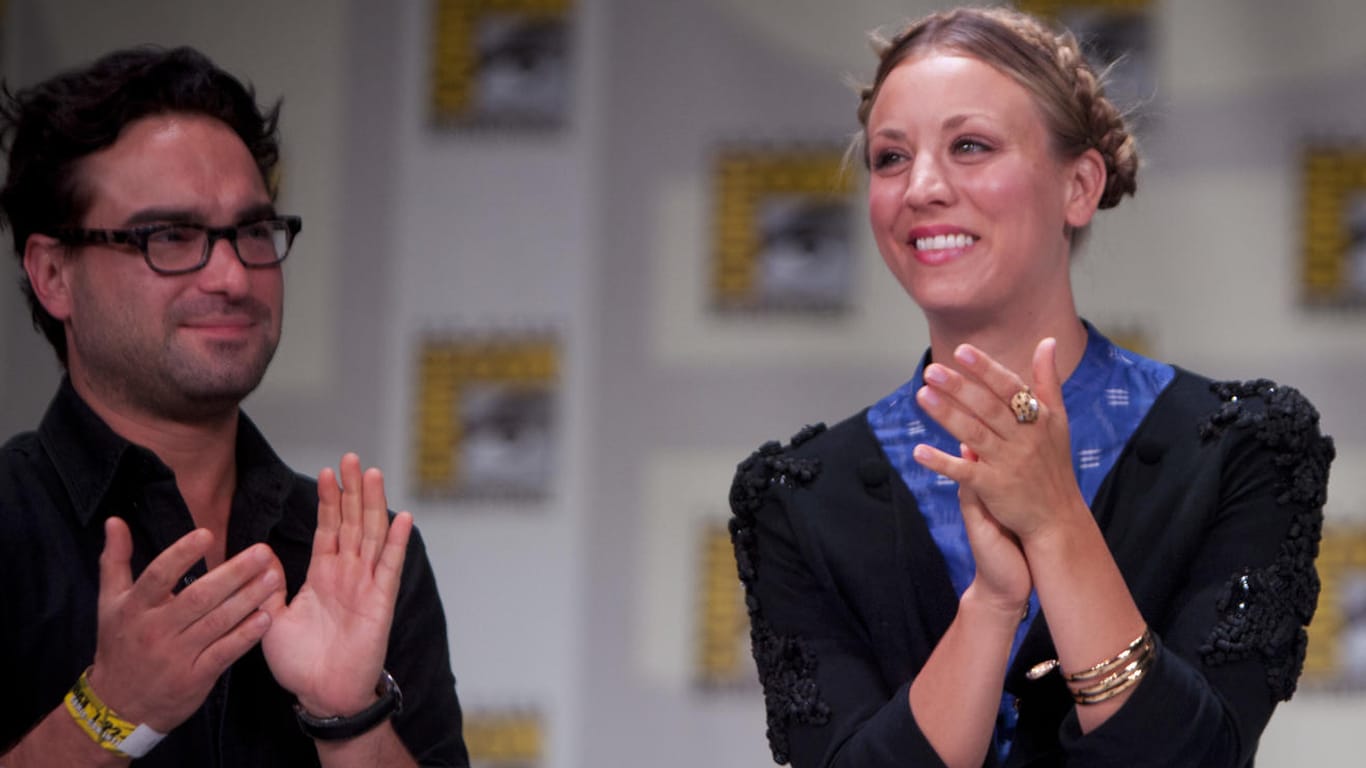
[{"xmin": 912, "ymin": 337, "xmax": 1094, "ymax": 602}]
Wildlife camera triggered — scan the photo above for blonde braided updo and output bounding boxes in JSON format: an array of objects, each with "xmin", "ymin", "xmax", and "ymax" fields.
[{"xmin": 856, "ymin": 7, "xmax": 1138, "ymax": 209}]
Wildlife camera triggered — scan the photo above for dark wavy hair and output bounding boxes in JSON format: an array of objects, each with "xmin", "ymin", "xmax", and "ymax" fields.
[{"xmin": 0, "ymin": 46, "xmax": 282, "ymax": 365}]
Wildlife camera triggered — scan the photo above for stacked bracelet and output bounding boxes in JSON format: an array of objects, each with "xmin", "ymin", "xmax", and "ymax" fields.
[
  {"xmin": 1025, "ymin": 627, "xmax": 1156, "ymax": 705},
  {"xmin": 64, "ymin": 667, "xmax": 166, "ymax": 758}
]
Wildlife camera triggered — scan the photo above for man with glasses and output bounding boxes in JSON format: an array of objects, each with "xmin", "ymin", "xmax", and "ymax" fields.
[{"xmin": 0, "ymin": 47, "xmax": 468, "ymax": 767}]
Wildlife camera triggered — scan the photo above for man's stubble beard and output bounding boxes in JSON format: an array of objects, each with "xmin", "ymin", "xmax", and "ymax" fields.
[{"xmin": 74, "ymin": 303, "xmax": 281, "ymax": 424}]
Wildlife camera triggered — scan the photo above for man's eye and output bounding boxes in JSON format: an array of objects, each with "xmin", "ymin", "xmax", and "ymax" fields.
[
  {"xmin": 149, "ymin": 227, "xmax": 198, "ymax": 244},
  {"xmin": 240, "ymin": 223, "xmax": 274, "ymax": 240}
]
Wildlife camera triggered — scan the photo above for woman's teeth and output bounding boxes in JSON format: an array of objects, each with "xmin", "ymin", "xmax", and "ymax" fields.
[{"xmin": 914, "ymin": 233, "xmax": 975, "ymax": 251}]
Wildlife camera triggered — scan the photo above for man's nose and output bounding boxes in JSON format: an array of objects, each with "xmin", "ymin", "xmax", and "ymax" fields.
[{"xmin": 196, "ymin": 234, "xmax": 250, "ymax": 295}]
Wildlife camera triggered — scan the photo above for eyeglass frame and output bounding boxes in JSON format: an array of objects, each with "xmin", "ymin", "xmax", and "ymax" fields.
[{"xmin": 53, "ymin": 215, "xmax": 303, "ymax": 276}]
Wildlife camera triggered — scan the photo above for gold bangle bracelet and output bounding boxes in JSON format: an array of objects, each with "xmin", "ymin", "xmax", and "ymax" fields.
[
  {"xmin": 1065, "ymin": 629, "xmax": 1152, "ymax": 683},
  {"xmin": 1068, "ymin": 629, "xmax": 1155, "ymax": 705},
  {"xmin": 1073, "ymin": 658, "xmax": 1146, "ymax": 698},
  {"xmin": 1024, "ymin": 626, "xmax": 1157, "ymax": 707},
  {"xmin": 1073, "ymin": 666, "xmax": 1149, "ymax": 705}
]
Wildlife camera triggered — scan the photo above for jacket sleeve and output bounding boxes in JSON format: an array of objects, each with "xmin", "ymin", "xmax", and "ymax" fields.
[
  {"xmin": 387, "ymin": 525, "xmax": 472, "ymax": 767},
  {"xmin": 1058, "ymin": 380, "xmax": 1334, "ymax": 767},
  {"xmin": 730, "ymin": 438, "xmax": 953, "ymax": 768}
]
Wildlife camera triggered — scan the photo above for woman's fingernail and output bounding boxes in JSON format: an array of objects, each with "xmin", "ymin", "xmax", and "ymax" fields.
[
  {"xmin": 918, "ymin": 386, "xmax": 941, "ymax": 407},
  {"xmin": 924, "ymin": 365, "xmax": 948, "ymax": 385},
  {"xmin": 956, "ymin": 345, "xmax": 977, "ymax": 365}
]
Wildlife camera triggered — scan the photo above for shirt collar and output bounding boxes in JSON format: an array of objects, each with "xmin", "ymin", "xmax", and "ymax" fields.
[
  {"xmin": 232, "ymin": 409, "xmax": 297, "ymax": 540},
  {"xmin": 1059, "ymin": 320, "xmax": 1112, "ymax": 403},
  {"xmin": 36, "ymin": 377, "xmax": 294, "ymax": 529},
  {"xmin": 38, "ymin": 377, "xmax": 145, "ymax": 527},
  {"xmin": 905, "ymin": 320, "xmax": 1113, "ymax": 403}
]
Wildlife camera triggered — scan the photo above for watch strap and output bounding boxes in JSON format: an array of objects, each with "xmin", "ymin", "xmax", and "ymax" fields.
[{"xmin": 294, "ymin": 669, "xmax": 404, "ymax": 741}]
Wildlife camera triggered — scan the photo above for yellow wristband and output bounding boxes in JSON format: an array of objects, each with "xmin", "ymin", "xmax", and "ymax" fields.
[{"xmin": 64, "ymin": 667, "xmax": 166, "ymax": 758}]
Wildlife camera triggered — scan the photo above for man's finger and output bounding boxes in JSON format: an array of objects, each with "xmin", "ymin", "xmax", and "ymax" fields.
[
  {"xmin": 314, "ymin": 466, "xmax": 341, "ymax": 558},
  {"xmin": 99, "ymin": 516, "xmax": 135, "ymax": 599},
  {"xmin": 190, "ymin": 610, "xmax": 272, "ymax": 697},
  {"xmin": 181, "ymin": 559, "xmax": 283, "ymax": 649},
  {"xmin": 163, "ymin": 543, "xmax": 274, "ymax": 631},
  {"xmin": 375, "ymin": 511, "xmax": 413, "ymax": 599},
  {"xmin": 127, "ymin": 527, "xmax": 214, "ymax": 607},
  {"xmin": 360, "ymin": 467, "xmax": 389, "ymax": 564},
  {"xmin": 338, "ymin": 453, "xmax": 364, "ymax": 555},
  {"xmin": 261, "ymin": 577, "xmax": 288, "ymax": 620}
]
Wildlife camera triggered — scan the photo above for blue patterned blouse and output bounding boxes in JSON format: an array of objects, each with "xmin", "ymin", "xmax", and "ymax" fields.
[{"xmin": 866, "ymin": 323, "xmax": 1175, "ymax": 761}]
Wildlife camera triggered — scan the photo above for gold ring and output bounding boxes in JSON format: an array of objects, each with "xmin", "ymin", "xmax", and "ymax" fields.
[{"xmin": 1010, "ymin": 386, "xmax": 1039, "ymax": 424}]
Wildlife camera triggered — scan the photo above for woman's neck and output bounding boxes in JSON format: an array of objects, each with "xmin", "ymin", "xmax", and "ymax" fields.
[{"xmin": 926, "ymin": 312, "xmax": 1089, "ymax": 387}]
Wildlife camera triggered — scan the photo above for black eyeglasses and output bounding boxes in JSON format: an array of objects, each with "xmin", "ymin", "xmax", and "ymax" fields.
[{"xmin": 56, "ymin": 216, "xmax": 302, "ymax": 276}]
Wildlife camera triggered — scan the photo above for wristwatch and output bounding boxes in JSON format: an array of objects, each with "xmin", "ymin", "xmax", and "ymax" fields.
[{"xmin": 294, "ymin": 670, "xmax": 404, "ymax": 741}]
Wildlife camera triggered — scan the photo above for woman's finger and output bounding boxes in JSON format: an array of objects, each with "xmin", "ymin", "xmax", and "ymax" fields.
[
  {"xmin": 1031, "ymin": 337, "xmax": 1066, "ymax": 414},
  {"xmin": 953, "ymin": 343, "xmax": 1033, "ymax": 403}
]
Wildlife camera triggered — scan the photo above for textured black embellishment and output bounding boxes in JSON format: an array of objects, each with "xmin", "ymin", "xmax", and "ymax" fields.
[
  {"xmin": 1197, "ymin": 379, "xmax": 1335, "ymax": 700},
  {"xmin": 750, "ymin": 616, "xmax": 832, "ymax": 764},
  {"xmin": 729, "ymin": 427, "xmax": 830, "ymax": 764},
  {"xmin": 790, "ymin": 423, "xmax": 827, "ymax": 447}
]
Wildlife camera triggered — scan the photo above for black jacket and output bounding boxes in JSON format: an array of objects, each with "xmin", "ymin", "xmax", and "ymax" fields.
[{"xmin": 730, "ymin": 370, "xmax": 1333, "ymax": 767}]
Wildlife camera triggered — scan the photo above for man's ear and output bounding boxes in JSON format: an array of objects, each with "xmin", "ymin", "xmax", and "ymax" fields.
[
  {"xmin": 1063, "ymin": 147, "xmax": 1106, "ymax": 230},
  {"xmin": 23, "ymin": 233, "xmax": 74, "ymax": 321}
]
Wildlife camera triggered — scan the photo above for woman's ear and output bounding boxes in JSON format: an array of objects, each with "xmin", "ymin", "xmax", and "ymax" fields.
[
  {"xmin": 1063, "ymin": 147, "xmax": 1107, "ymax": 230},
  {"xmin": 24, "ymin": 233, "xmax": 75, "ymax": 321}
]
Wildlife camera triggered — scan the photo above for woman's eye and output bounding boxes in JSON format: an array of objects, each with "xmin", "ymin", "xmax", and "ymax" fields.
[
  {"xmin": 952, "ymin": 138, "xmax": 991, "ymax": 154},
  {"xmin": 871, "ymin": 149, "xmax": 906, "ymax": 170}
]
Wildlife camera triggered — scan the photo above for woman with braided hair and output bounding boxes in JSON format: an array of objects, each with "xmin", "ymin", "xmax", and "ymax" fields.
[{"xmin": 729, "ymin": 7, "xmax": 1333, "ymax": 767}]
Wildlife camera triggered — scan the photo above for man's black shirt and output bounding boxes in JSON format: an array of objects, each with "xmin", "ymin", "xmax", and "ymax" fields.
[{"xmin": 0, "ymin": 379, "xmax": 469, "ymax": 766}]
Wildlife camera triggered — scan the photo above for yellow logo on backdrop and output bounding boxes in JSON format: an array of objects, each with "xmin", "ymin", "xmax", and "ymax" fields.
[
  {"xmin": 464, "ymin": 709, "xmax": 544, "ymax": 765},
  {"xmin": 711, "ymin": 145, "xmax": 854, "ymax": 313},
  {"xmin": 1302, "ymin": 145, "xmax": 1366, "ymax": 306},
  {"xmin": 413, "ymin": 331, "xmax": 559, "ymax": 499},
  {"xmin": 1304, "ymin": 526, "xmax": 1366, "ymax": 690},
  {"xmin": 431, "ymin": 0, "xmax": 574, "ymax": 128},
  {"xmin": 695, "ymin": 521, "xmax": 753, "ymax": 688}
]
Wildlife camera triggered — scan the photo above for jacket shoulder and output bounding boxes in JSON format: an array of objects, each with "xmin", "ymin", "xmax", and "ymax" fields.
[
  {"xmin": 726, "ymin": 415, "xmax": 874, "ymax": 763},
  {"xmin": 1160, "ymin": 370, "xmax": 1334, "ymax": 701},
  {"xmin": 728, "ymin": 412, "xmax": 875, "ymax": 517},
  {"xmin": 1138, "ymin": 368, "xmax": 1330, "ymax": 452}
]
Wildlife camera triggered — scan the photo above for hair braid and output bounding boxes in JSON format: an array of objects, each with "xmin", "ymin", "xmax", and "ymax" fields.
[
  {"xmin": 1053, "ymin": 34, "xmax": 1138, "ymax": 208},
  {"xmin": 854, "ymin": 7, "xmax": 1139, "ymax": 209}
]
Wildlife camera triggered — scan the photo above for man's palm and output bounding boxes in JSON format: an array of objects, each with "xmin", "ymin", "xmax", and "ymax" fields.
[{"xmin": 262, "ymin": 454, "xmax": 412, "ymax": 716}]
